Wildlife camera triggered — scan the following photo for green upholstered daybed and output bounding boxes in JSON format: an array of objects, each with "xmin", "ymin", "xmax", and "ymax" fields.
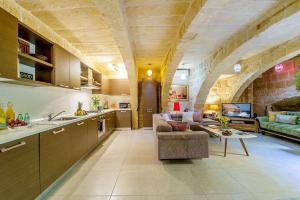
[{"xmin": 257, "ymin": 111, "xmax": 300, "ymax": 141}]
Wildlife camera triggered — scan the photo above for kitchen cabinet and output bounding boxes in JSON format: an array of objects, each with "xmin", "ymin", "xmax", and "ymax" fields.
[
  {"xmin": 40, "ymin": 126, "xmax": 71, "ymax": 191},
  {"xmin": 69, "ymin": 53, "xmax": 81, "ymax": 89},
  {"xmin": 70, "ymin": 120, "xmax": 88, "ymax": 164},
  {"xmin": 0, "ymin": 135, "xmax": 40, "ymax": 200},
  {"xmin": 87, "ymin": 116, "xmax": 99, "ymax": 150},
  {"xmin": 54, "ymin": 45, "xmax": 80, "ymax": 89},
  {"xmin": 0, "ymin": 8, "xmax": 18, "ymax": 79},
  {"xmin": 116, "ymin": 110, "xmax": 132, "ymax": 128},
  {"xmin": 109, "ymin": 79, "xmax": 130, "ymax": 95},
  {"xmin": 101, "ymin": 74, "xmax": 110, "ymax": 95},
  {"xmin": 105, "ymin": 111, "xmax": 116, "ymax": 134}
]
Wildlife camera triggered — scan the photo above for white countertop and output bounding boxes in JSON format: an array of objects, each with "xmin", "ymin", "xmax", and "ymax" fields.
[{"xmin": 0, "ymin": 108, "xmax": 131, "ymax": 145}]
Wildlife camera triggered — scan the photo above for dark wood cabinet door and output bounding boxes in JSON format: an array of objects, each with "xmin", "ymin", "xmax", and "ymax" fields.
[
  {"xmin": 87, "ymin": 117, "xmax": 99, "ymax": 150},
  {"xmin": 0, "ymin": 135, "xmax": 40, "ymax": 200},
  {"xmin": 0, "ymin": 8, "xmax": 18, "ymax": 79},
  {"xmin": 70, "ymin": 120, "xmax": 88, "ymax": 164},
  {"xmin": 54, "ymin": 45, "xmax": 70, "ymax": 88},
  {"xmin": 116, "ymin": 110, "xmax": 132, "ymax": 128},
  {"xmin": 40, "ymin": 126, "xmax": 71, "ymax": 191},
  {"xmin": 69, "ymin": 53, "xmax": 80, "ymax": 89}
]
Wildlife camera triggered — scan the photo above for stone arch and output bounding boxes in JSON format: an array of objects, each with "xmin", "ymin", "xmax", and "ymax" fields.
[{"xmin": 193, "ymin": 0, "xmax": 300, "ymax": 110}]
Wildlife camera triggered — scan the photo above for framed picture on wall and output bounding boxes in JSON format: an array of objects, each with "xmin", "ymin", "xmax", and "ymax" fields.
[{"xmin": 168, "ymin": 85, "xmax": 189, "ymax": 101}]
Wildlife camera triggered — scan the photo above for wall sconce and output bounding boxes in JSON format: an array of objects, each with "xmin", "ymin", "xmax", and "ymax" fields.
[
  {"xmin": 147, "ymin": 69, "xmax": 152, "ymax": 76},
  {"xmin": 233, "ymin": 63, "xmax": 241, "ymax": 73},
  {"xmin": 275, "ymin": 63, "xmax": 283, "ymax": 72}
]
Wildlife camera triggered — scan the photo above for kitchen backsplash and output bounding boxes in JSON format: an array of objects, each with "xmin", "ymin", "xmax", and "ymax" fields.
[{"xmin": 0, "ymin": 83, "xmax": 131, "ymax": 120}]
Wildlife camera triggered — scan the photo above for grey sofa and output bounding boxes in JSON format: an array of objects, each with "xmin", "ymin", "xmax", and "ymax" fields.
[{"xmin": 153, "ymin": 114, "xmax": 209, "ymax": 160}]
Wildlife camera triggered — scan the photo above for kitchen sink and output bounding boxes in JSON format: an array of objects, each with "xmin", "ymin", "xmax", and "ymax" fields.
[{"xmin": 53, "ymin": 117, "xmax": 78, "ymax": 121}]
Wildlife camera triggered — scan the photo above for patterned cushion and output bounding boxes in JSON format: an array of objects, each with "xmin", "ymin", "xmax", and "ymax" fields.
[
  {"xmin": 193, "ymin": 111, "xmax": 203, "ymax": 122},
  {"xmin": 167, "ymin": 121, "xmax": 188, "ymax": 131},
  {"xmin": 156, "ymin": 119, "xmax": 173, "ymax": 132},
  {"xmin": 276, "ymin": 114, "xmax": 297, "ymax": 125},
  {"xmin": 286, "ymin": 112, "xmax": 300, "ymax": 125},
  {"xmin": 268, "ymin": 111, "xmax": 286, "ymax": 122}
]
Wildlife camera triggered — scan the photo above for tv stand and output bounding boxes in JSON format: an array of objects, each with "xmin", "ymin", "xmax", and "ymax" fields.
[{"xmin": 228, "ymin": 117, "xmax": 258, "ymax": 132}]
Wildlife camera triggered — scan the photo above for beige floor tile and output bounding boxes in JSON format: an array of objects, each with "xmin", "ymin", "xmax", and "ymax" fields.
[{"xmin": 44, "ymin": 130, "xmax": 300, "ymax": 200}]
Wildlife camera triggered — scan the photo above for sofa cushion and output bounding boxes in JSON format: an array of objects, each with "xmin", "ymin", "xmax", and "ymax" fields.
[
  {"xmin": 276, "ymin": 114, "xmax": 297, "ymax": 125},
  {"xmin": 182, "ymin": 112, "xmax": 194, "ymax": 122},
  {"xmin": 268, "ymin": 111, "xmax": 286, "ymax": 122},
  {"xmin": 170, "ymin": 113, "xmax": 183, "ymax": 121},
  {"xmin": 193, "ymin": 111, "xmax": 203, "ymax": 122},
  {"xmin": 286, "ymin": 111, "xmax": 300, "ymax": 125},
  {"xmin": 157, "ymin": 131, "xmax": 208, "ymax": 140},
  {"xmin": 156, "ymin": 119, "xmax": 173, "ymax": 132},
  {"xmin": 167, "ymin": 121, "xmax": 188, "ymax": 131},
  {"xmin": 161, "ymin": 112, "xmax": 171, "ymax": 121}
]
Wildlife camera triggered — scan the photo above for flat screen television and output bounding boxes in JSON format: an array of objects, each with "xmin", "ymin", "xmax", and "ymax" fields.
[{"xmin": 222, "ymin": 103, "xmax": 252, "ymax": 118}]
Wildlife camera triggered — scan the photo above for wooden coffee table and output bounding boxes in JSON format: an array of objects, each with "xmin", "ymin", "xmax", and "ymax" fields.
[{"xmin": 199, "ymin": 125, "xmax": 257, "ymax": 157}]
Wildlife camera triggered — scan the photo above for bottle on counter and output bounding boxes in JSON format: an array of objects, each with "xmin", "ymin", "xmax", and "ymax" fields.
[
  {"xmin": 6, "ymin": 102, "xmax": 15, "ymax": 123},
  {"xmin": 0, "ymin": 104, "xmax": 7, "ymax": 130}
]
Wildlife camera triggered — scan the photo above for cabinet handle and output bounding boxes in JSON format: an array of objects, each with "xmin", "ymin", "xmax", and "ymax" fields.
[
  {"xmin": 91, "ymin": 118, "xmax": 97, "ymax": 121},
  {"xmin": 73, "ymin": 87, "xmax": 80, "ymax": 90},
  {"xmin": 1, "ymin": 141, "xmax": 26, "ymax": 153},
  {"xmin": 52, "ymin": 128, "xmax": 65, "ymax": 135},
  {"xmin": 77, "ymin": 122, "xmax": 85, "ymax": 126},
  {"xmin": 120, "ymin": 110, "xmax": 127, "ymax": 113},
  {"xmin": 58, "ymin": 84, "xmax": 69, "ymax": 88}
]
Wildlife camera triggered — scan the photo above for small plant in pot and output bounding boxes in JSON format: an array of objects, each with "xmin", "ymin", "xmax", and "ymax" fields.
[
  {"xmin": 91, "ymin": 96, "xmax": 102, "ymax": 111},
  {"xmin": 219, "ymin": 116, "xmax": 230, "ymax": 130}
]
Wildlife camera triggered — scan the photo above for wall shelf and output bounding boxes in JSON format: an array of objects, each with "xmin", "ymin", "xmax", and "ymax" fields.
[{"xmin": 18, "ymin": 52, "xmax": 53, "ymax": 68}]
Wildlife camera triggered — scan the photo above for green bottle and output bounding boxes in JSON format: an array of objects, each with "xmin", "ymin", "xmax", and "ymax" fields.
[{"xmin": 0, "ymin": 104, "xmax": 7, "ymax": 130}]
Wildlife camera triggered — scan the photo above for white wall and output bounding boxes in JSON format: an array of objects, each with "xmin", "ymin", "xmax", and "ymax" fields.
[{"xmin": 0, "ymin": 83, "xmax": 130, "ymax": 120}]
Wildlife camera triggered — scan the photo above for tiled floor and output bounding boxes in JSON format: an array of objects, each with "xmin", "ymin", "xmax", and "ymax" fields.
[{"xmin": 45, "ymin": 129, "xmax": 300, "ymax": 200}]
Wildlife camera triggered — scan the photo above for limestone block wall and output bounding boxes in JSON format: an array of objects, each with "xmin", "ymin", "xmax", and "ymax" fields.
[{"xmin": 242, "ymin": 59, "xmax": 300, "ymax": 116}]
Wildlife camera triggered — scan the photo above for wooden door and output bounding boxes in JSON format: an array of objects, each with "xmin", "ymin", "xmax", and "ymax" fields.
[
  {"xmin": 69, "ymin": 53, "xmax": 80, "ymax": 89},
  {"xmin": 54, "ymin": 45, "xmax": 70, "ymax": 88},
  {"xmin": 0, "ymin": 8, "xmax": 18, "ymax": 79},
  {"xmin": 70, "ymin": 120, "xmax": 88, "ymax": 164},
  {"xmin": 0, "ymin": 135, "xmax": 40, "ymax": 200},
  {"xmin": 87, "ymin": 116, "xmax": 99, "ymax": 150},
  {"xmin": 141, "ymin": 80, "xmax": 158, "ymax": 127},
  {"xmin": 116, "ymin": 110, "xmax": 132, "ymax": 128},
  {"xmin": 40, "ymin": 126, "xmax": 71, "ymax": 191}
]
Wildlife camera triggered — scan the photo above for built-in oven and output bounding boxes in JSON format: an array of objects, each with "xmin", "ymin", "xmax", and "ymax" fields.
[{"xmin": 98, "ymin": 115, "xmax": 105, "ymax": 138}]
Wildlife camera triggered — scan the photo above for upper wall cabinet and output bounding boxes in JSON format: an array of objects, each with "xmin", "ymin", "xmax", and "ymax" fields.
[
  {"xmin": 54, "ymin": 45, "xmax": 80, "ymax": 89},
  {"xmin": 109, "ymin": 79, "xmax": 130, "ymax": 95},
  {"xmin": 18, "ymin": 24, "xmax": 54, "ymax": 85},
  {"xmin": 0, "ymin": 8, "xmax": 18, "ymax": 79}
]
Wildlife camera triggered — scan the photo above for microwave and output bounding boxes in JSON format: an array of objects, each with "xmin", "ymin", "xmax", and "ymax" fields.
[{"xmin": 119, "ymin": 103, "xmax": 130, "ymax": 109}]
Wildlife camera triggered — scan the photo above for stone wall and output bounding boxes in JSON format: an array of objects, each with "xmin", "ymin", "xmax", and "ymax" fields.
[{"xmin": 241, "ymin": 58, "xmax": 300, "ymax": 116}]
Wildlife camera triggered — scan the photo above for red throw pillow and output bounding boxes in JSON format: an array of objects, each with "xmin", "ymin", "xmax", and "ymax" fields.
[
  {"xmin": 167, "ymin": 121, "xmax": 188, "ymax": 131},
  {"xmin": 193, "ymin": 111, "xmax": 203, "ymax": 122}
]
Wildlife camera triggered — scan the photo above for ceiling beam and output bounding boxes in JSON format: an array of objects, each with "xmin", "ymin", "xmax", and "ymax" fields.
[{"xmin": 94, "ymin": 0, "xmax": 138, "ymax": 128}]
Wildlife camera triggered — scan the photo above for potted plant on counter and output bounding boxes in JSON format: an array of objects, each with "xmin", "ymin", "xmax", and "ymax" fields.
[
  {"xmin": 219, "ymin": 116, "xmax": 230, "ymax": 130},
  {"xmin": 91, "ymin": 96, "xmax": 102, "ymax": 111}
]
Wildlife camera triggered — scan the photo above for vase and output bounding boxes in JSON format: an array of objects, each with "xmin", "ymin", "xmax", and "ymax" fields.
[{"xmin": 221, "ymin": 122, "xmax": 228, "ymax": 130}]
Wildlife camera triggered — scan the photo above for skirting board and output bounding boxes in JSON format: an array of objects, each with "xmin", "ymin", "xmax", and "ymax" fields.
[
  {"xmin": 115, "ymin": 127, "xmax": 131, "ymax": 131},
  {"xmin": 261, "ymin": 129, "xmax": 300, "ymax": 142}
]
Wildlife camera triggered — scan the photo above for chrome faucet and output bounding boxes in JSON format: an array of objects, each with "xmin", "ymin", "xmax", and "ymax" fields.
[{"xmin": 48, "ymin": 110, "xmax": 66, "ymax": 121}]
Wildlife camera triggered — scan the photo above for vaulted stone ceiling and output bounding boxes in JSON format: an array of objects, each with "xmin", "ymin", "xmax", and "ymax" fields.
[
  {"xmin": 125, "ymin": 0, "xmax": 193, "ymax": 69},
  {"xmin": 15, "ymin": 0, "xmax": 300, "ymax": 111},
  {"xmin": 15, "ymin": 0, "xmax": 124, "ymax": 75}
]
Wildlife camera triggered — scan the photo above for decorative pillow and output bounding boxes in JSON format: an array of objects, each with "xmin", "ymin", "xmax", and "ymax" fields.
[
  {"xmin": 182, "ymin": 112, "xmax": 194, "ymax": 122},
  {"xmin": 268, "ymin": 111, "xmax": 286, "ymax": 122},
  {"xmin": 167, "ymin": 121, "xmax": 188, "ymax": 131},
  {"xmin": 193, "ymin": 111, "xmax": 203, "ymax": 122},
  {"xmin": 161, "ymin": 113, "xmax": 171, "ymax": 121},
  {"xmin": 156, "ymin": 119, "xmax": 173, "ymax": 132},
  {"xmin": 276, "ymin": 114, "xmax": 297, "ymax": 125}
]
